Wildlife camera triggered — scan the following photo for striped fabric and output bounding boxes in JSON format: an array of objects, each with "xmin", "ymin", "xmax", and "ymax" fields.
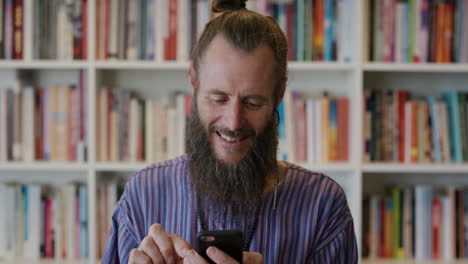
[{"xmin": 102, "ymin": 155, "xmax": 358, "ymax": 263}]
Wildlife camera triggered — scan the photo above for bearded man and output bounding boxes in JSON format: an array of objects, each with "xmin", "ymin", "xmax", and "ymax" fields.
[{"xmin": 102, "ymin": 0, "xmax": 358, "ymax": 263}]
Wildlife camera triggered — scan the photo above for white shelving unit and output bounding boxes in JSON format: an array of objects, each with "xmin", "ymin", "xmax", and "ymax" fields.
[{"xmin": 0, "ymin": 0, "xmax": 467, "ymax": 264}]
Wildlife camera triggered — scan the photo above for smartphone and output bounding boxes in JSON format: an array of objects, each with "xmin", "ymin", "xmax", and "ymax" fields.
[{"xmin": 196, "ymin": 230, "xmax": 243, "ymax": 264}]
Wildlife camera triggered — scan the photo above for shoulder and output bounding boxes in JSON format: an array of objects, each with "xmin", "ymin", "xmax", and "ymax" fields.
[
  {"xmin": 121, "ymin": 155, "xmax": 190, "ymax": 209},
  {"xmin": 126, "ymin": 155, "xmax": 189, "ymax": 189},
  {"xmin": 283, "ymin": 162, "xmax": 347, "ymax": 202}
]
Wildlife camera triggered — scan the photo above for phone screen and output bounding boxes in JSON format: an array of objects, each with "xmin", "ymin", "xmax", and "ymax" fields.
[{"xmin": 196, "ymin": 230, "xmax": 243, "ymax": 264}]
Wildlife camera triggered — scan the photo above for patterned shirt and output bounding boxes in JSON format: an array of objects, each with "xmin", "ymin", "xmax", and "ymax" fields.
[{"xmin": 102, "ymin": 155, "xmax": 358, "ymax": 263}]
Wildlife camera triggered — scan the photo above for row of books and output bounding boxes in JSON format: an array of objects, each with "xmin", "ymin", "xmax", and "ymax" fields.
[
  {"xmin": 96, "ymin": 182, "xmax": 125, "ymax": 259},
  {"xmin": 249, "ymin": 0, "xmax": 353, "ymax": 62},
  {"xmin": 363, "ymin": 90, "xmax": 468, "ymax": 163},
  {"xmin": 35, "ymin": 0, "xmax": 88, "ymax": 60},
  {"xmin": 0, "ymin": 70, "xmax": 88, "ymax": 162},
  {"xmin": 362, "ymin": 185, "xmax": 468, "ymax": 260},
  {"xmin": 278, "ymin": 90, "xmax": 349, "ymax": 163},
  {"xmin": 368, "ymin": 0, "xmax": 468, "ymax": 63},
  {"xmin": 0, "ymin": 183, "xmax": 89, "ymax": 260},
  {"xmin": 96, "ymin": 87, "xmax": 191, "ymax": 162},
  {"xmin": 0, "ymin": 0, "xmax": 25, "ymax": 59},
  {"xmin": 96, "ymin": 0, "xmax": 353, "ymax": 62}
]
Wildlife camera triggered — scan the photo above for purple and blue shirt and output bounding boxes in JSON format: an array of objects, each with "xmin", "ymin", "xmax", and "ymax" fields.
[{"xmin": 102, "ymin": 155, "xmax": 358, "ymax": 263}]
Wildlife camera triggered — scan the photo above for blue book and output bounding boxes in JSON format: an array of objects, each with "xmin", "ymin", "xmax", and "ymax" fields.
[
  {"xmin": 277, "ymin": 101, "xmax": 288, "ymax": 161},
  {"xmin": 442, "ymin": 91, "xmax": 463, "ymax": 162},
  {"xmin": 324, "ymin": 0, "xmax": 333, "ymax": 61},
  {"xmin": 427, "ymin": 97, "xmax": 441, "ymax": 162},
  {"xmin": 296, "ymin": 0, "xmax": 304, "ymax": 61},
  {"xmin": 79, "ymin": 186, "xmax": 88, "ymax": 258},
  {"xmin": 23, "ymin": 186, "xmax": 28, "ymax": 241},
  {"xmin": 415, "ymin": 185, "xmax": 433, "ymax": 260}
]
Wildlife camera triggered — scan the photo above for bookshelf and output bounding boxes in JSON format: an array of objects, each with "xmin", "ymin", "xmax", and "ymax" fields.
[{"xmin": 0, "ymin": 0, "xmax": 467, "ymax": 263}]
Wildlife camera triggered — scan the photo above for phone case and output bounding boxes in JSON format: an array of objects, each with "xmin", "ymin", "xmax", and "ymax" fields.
[{"xmin": 196, "ymin": 230, "xmax": 243, "ymax": 264}]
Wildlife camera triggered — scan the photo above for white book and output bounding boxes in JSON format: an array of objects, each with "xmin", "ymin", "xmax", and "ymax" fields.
[
  {"xmin": 167, "ymin": 108, "xmax": 177, "ymax": 159},
  {"xmin": 0, "ymin": 89, "xmax": 6, "ymax": 161},
  {"xmin": 108, "ymin": 0, "xmax": 120, "ymax": 59},
  {"xmin": 22, "ymin": 87, "xmax": 35, "ymax": 162},
  {"xmin": 404, "ymin": 102, "xmax": 412, "ymax": 163},
  {"xmin": 65, "ymin": 184, "xmax": 76, "ymax": 260},
  {"xmin": 12, "ymin": 90, "xmax": 22, "ymax": 161},
  {"xmin": 129, "ymin": 98, "xmax": 139, "ymax": 162},
  {"xmin": 306, "ymin": 99, "xmax": 315, "ymax": 163},
  {"xmin": 155, "ymin": 0, "xmax": 167, "ymax": 62},
  {"xmin": 5, "ymin": 186, "xmax": 15, "ymax": 259},
  {"xmin": 52, "ymin": 193, "xmax": 62, "ymax": 260},
  {"xmin": 126, "ymin": 0, "xmax": 138, "ymax": 60},
  {"xmin": 395, "ymin": 3, "xmax": 404, "ymax": 62},
  {"xmin": 14, "ymin": 186, "xmax": 23, "ymax": 257},
  {"xmin": 284, "ymin": 90, "xmax": 295, "ymax": 162},
  {"xmin": 0, "ymin": 183, "xmax": 6, "ymax": 257},
  {"xmin": 415, "ymin": 185, "xmax": 433, "ymax": 260},
  {"xmin": 154, "ymin": 100, "xmax": 164, "ymax": 162},
  {"xmin": 57, "ymin": 2, "xmax": 73, "ymax": 60},
  {"xmin": 177, "ymin": 0, "xmax": 189, "ymax": 61},
  {"xmin": 441, "ymin": 194, "xmax": 455, "ymax": 260},
  {"xmin": 107, "ymin": 182, "xmax": 118, "ymax": 219},
  {"xmin": 24, "ymin": 185, "xmax": 41, "ymax": 260},
  {"xmin": 24, "ymin": 0, "xmax": 33, "ymax": 60},
  {"xmin": 176, "ymin": 94, "xmax": 186, "ymax": 156},
  {"xmin": 145, "ymin": 99, "xmax": 155, "ymax": 163},
  {"xmin": 369, "ymin": 196, "xmax": 379, "ymax": 258},
  {"xmin": 314, "ymin": 100, "xmax": 323, "ymax": 163},
  {"xmin": 100, "ymin": 88, "xmax": 109, "ymax": 161}
]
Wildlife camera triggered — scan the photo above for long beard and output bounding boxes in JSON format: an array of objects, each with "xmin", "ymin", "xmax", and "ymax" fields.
[{"xmin": 186, "ymin": 104, "xmax": 279, "ymax": 215}]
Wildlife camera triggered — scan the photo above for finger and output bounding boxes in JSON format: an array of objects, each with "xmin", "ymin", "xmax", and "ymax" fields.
[
  {"xmin": 139, "ymin": 236, "xmax": 165, "ymax": 263},
  {"xmin": 129, "ymin": 248, "xmax": 152, "ymax": 264},
  {"xmin": 169, "ymin": 234, "xmax": 193, "ymax": 258},
  {"xmin": 149, "ymin": 224, "xmax": 176, "ymax": 264},
  {"xmin": 243, "ymin": 252, "xmax": 264, "ymax": 263},
  {"xmin": 206, "ymin": 246, "xmax": 238, "ymax": 264},
  {"xmin": 182, "ymin": 249, "xmax": 209, "ymax": 264}
]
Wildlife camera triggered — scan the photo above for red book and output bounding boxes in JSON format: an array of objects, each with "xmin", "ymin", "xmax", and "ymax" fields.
[
  {"xmin": 397, "ymin": 91, "xmax": 408, "ymax": 162},
  {"xmin": 82, "ymin": 0, "xmax": 88, "ymax": 59},
  {"xmin": 432, "ymin": 198, "xmax": 441, "ymax": 259},
  {"xmin": 13, "ymin": 0, "xmax": 23, "ymax": 59},
  {"xmin": 36, "ymin": 88, "xmax": 44, "ymax": 160},
  {"xmin": 45, "ymin": 198, "xmax": 53, "ymax": 258},
  {"xmin": 104, "ymin": 0, "xmax": 110, "ymax": 59},
  {"xmin": 379, "ymin": 198, "xmax": 386, "ymax": 258},
  {"xmin": 166, "ymin": 0, "xmax": 178, "ymax": 60},
  {"xmin": 292, "ymin": 92, "xmax": 307, "ymax": 162}
]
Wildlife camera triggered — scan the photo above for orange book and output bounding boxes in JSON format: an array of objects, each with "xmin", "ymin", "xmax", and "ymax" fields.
[
  {"xmin": 435, "ymin": 4, "xmax": 446, "ymax": 63},
  {"xmin": 313, "ymin": 0, "xmax": 324, "ymax": 60},
  {"xmin": 337, "ymin": 97, "xmax": 349, "ymax": 161},
  {"xmin": 13, "ymin": 0, "xmax": 23, "ymax": 59},
  {"xmin": 443, "ymin": 3, "xmax": 453, "ymax": 63}
]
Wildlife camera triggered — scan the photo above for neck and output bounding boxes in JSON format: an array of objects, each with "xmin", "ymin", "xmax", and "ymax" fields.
[{"xmin": 262, "ymin": 160, "xmax": 287, "ymax": 195}]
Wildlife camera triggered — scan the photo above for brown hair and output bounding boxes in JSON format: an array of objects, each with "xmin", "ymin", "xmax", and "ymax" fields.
[{"xmin": 191, "ymin": 0, "xmax": 288, "ymax": 102}]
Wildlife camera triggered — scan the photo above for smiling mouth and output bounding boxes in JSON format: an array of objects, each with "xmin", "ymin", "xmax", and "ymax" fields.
[{"xmin": 216, "ymin": 131, "xmax": 250, "ymax": 143}]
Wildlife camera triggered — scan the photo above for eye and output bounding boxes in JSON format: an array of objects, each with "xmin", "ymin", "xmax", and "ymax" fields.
[
  {"xmin": 209, "ymin": 95, "xmax": 228, "ymax": 104},
  {"xmin": 244, "ymin": 100, "xmax": 262, "ymax": 110}
]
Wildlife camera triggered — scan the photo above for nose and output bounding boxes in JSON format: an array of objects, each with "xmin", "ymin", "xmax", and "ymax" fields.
[{"xmin": 224, "ymin": 100, "xmax": 244, "ymax": 131}]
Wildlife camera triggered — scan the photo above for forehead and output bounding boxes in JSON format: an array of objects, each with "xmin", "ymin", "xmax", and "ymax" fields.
[{"xmin": 198, "ymin": 35, "xmax": 276, "ymax": 96}]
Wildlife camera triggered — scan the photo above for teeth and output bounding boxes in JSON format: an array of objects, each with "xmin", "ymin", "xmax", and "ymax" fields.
[{"xmin": 219, "ymin": 132, "xmax": 241, "ymax": 142}]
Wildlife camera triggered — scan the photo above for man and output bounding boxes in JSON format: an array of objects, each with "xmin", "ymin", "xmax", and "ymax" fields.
[{"xmin": 103, "ymin": 0, "xmax": 358, "ymax": 263}]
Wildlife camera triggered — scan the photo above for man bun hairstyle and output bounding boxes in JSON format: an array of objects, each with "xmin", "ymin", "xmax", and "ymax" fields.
[
  {"xmin": 211, "ymin": 0, "xmax": 247, "ymax": 12},
  {"xmin": 192, "ymin": 0, "xmax": 288, "ymax": 102}
]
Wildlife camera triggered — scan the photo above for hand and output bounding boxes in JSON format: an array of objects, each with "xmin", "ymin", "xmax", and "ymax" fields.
[
  {"xmin": 128, "ymin": 223, "xmax": 192, "ymax": 264},
  {"xmin": 176, "ymin": 244, "xmax": 264, "ymax": 264}
]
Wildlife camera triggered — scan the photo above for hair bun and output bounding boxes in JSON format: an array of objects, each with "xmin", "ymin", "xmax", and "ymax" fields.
[{"xmin": 212, "ymin": 0, "xmax": 247, "ymax": 13}]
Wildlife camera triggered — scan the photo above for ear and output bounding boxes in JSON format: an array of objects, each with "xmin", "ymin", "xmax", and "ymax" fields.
[{"xmin": 189, "ymin": 64, "xmax": 196, "ymax": 93}]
